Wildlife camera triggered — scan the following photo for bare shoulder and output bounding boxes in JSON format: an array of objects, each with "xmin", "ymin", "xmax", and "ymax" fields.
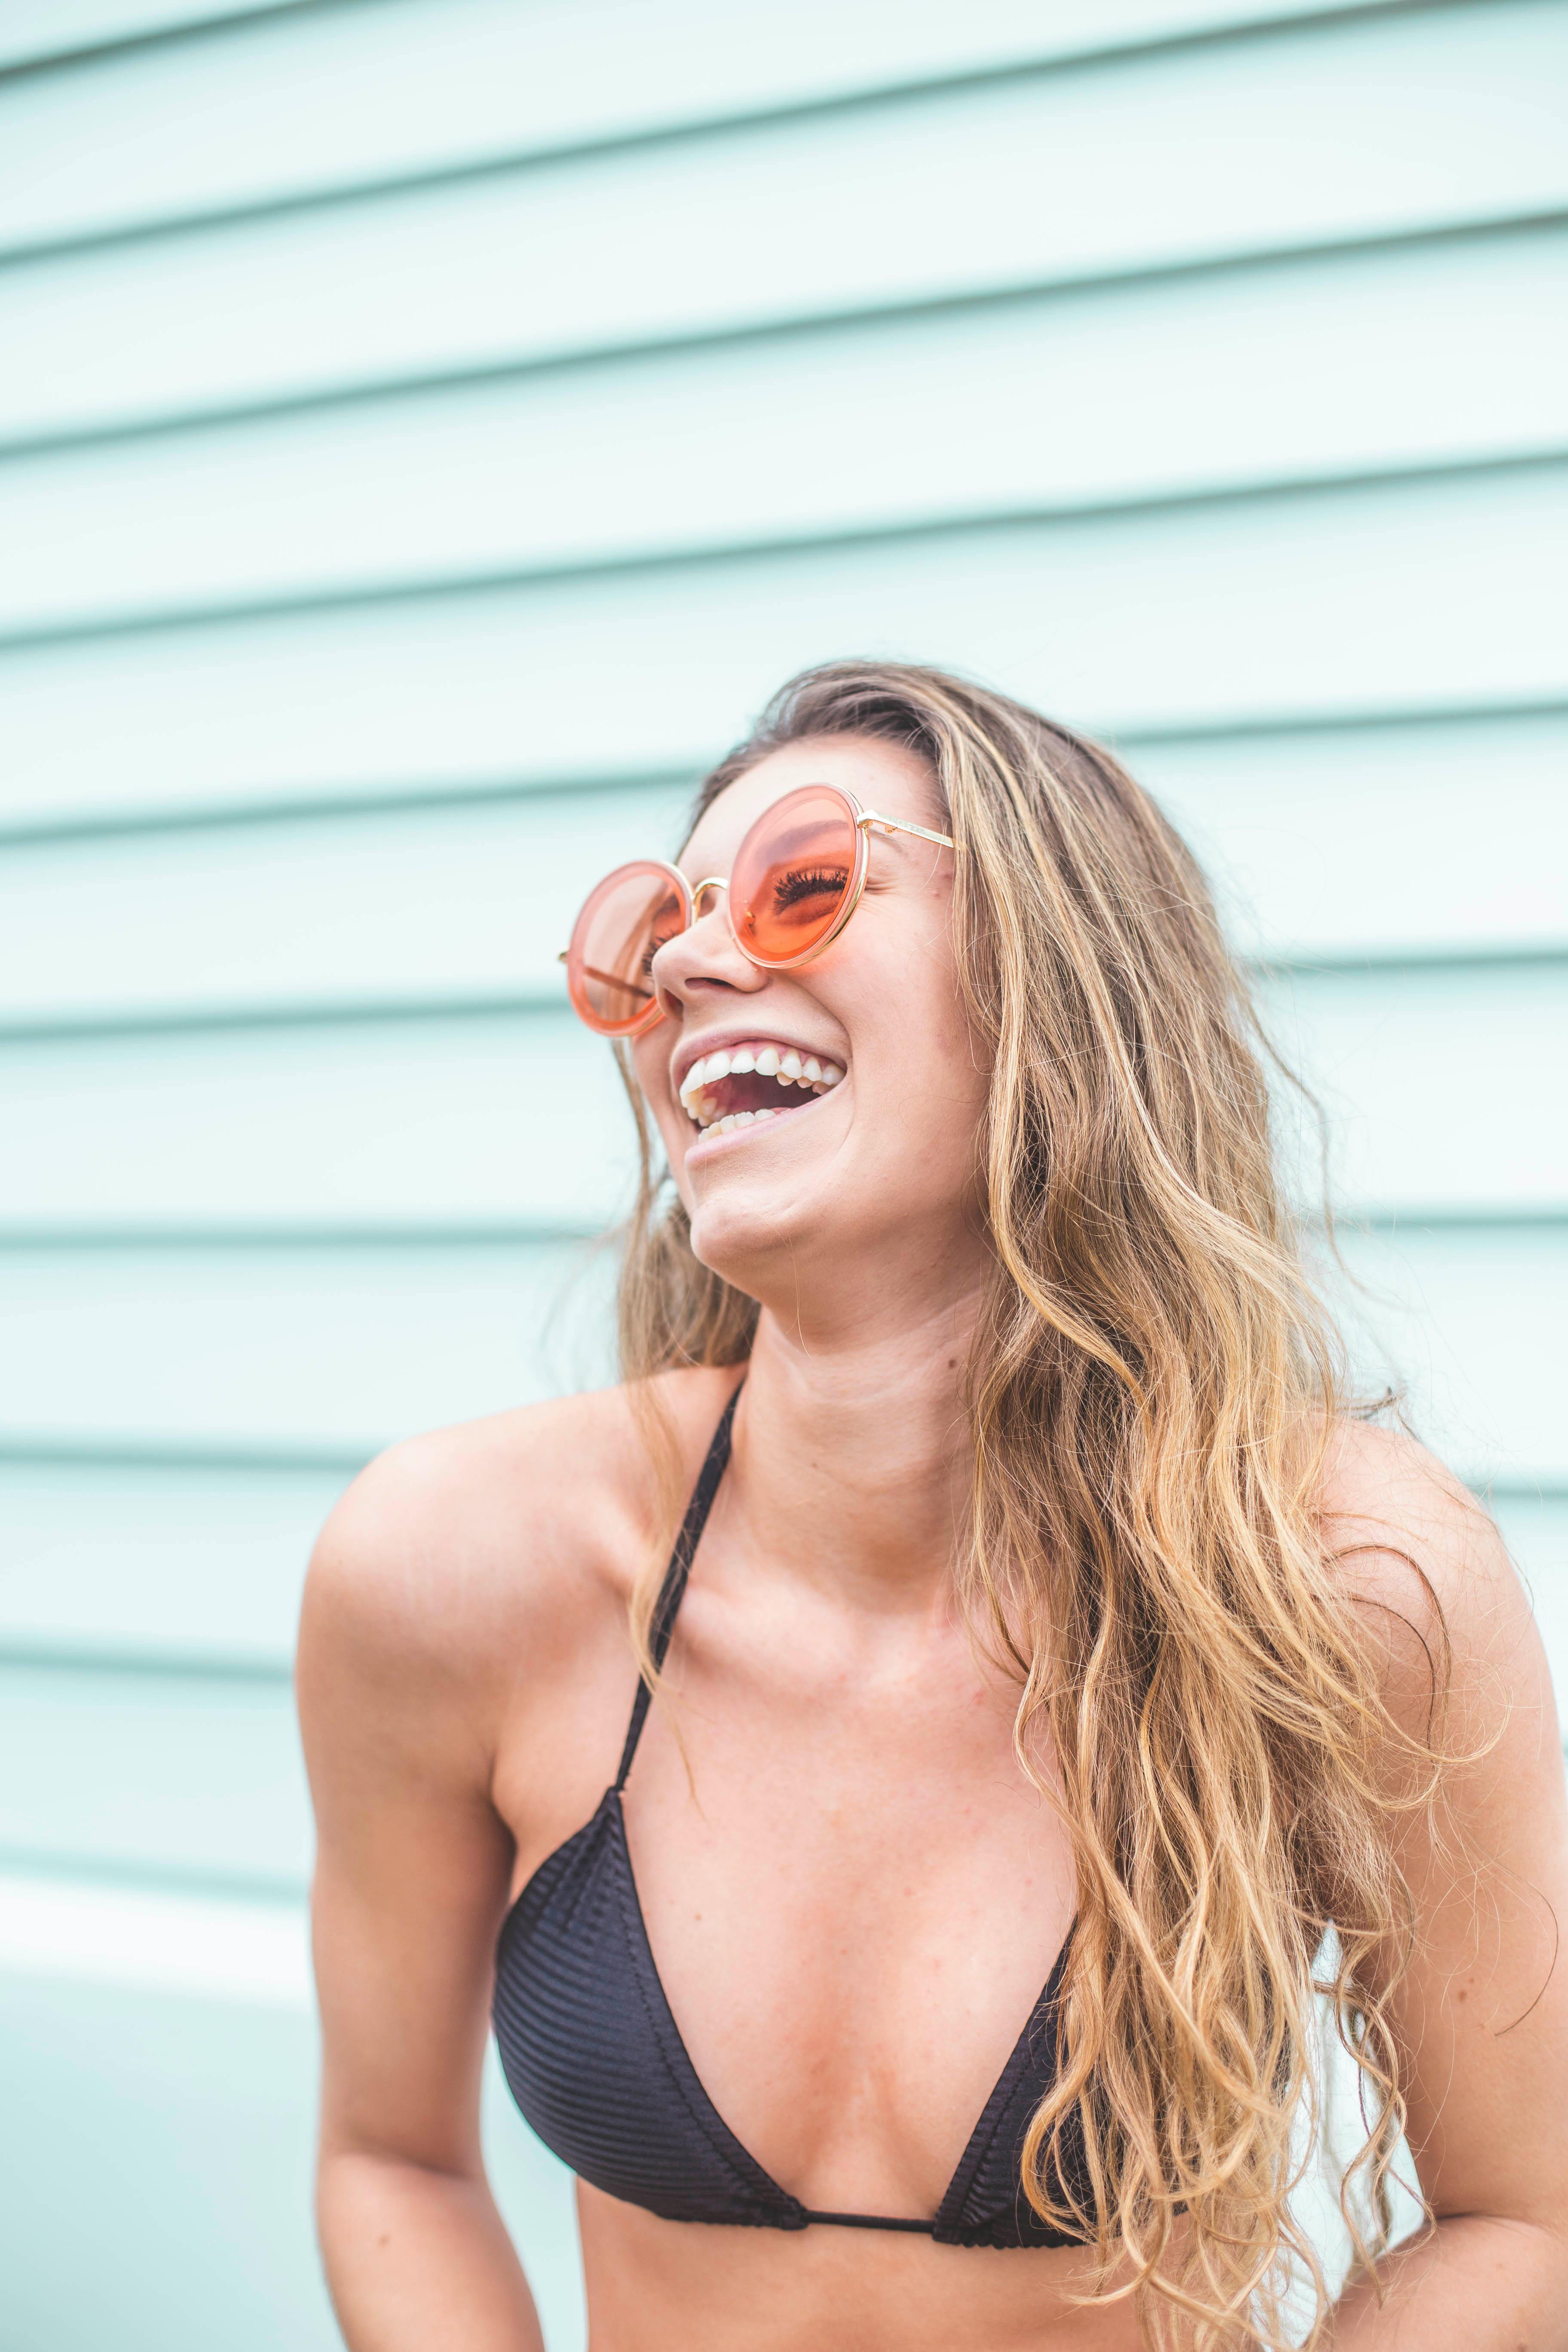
[
  {"xmin": 1321, "ymin": 1417, "xmax": 1512, "ymax": 1615},
  {"xmin": 1318, "ymin": 1415, "xmax": 1550, "ymax": 1747},
  {"xmin": 297, "ymin": 1365, "xmax": 741, "ymax": 1745}
]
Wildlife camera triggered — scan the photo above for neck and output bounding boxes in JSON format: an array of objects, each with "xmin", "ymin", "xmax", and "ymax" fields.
[{"xmin": 723, "ymin": 1282, "xmax": 983, "ymax": 1619}]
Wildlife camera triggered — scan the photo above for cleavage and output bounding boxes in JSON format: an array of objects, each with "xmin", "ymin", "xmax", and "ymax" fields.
[{"xmin": 620, "ymin": 1660, "xmax": 1075, "ymax": 2219}]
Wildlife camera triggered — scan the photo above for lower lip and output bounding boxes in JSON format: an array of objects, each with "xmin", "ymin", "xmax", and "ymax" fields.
[{"xmin": 683, "ymin": 1084, "xmax": 842, "ymax": 1159}]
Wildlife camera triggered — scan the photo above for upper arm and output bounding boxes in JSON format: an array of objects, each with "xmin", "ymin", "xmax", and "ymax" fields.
[
  {"xmin": 1325, "ymin": 1425, "xmax": 1568, "ymax": 2238},
  {"xmin": 298, "ymin": 1440, "xmax": 520, "ymax": 2177}
]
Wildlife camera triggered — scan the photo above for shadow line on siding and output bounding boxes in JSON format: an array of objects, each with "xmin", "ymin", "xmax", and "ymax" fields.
[
  {"xmin": 0, "ymin": 0, "xmax": 1437, "ymax": 265},
  {"xmin": 4, "ymin": 699, "xmax": 1564, "ymax": 851},
  {"xmin": 1, "ymin": 443, "xmax": 1563, "ymax": 659},
  {"xmin": 5, "ymin": 199, "xmax": 1559, "ymax": 463}
]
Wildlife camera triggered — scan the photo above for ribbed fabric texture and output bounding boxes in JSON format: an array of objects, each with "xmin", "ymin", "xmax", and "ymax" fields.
[{"xmin": 491, "ymin": 1388, "xmax": 1093, "ymax": 2248}]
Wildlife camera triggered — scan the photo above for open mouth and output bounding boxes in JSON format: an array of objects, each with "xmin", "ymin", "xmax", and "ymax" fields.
[{"xmin": 677, "ymin": 1041, "xmax": 845, "ymax": 1140}]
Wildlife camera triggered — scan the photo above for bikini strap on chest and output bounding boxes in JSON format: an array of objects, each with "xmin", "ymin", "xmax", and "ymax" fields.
[{"xmin": 614, "ymin": 1382, "xmax": 743, "ymax": 1791}]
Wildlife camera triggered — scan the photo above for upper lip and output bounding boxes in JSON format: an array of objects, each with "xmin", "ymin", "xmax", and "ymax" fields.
[{"xmin": 671, "ymin": 1027, "xmax": 845, "ymax": 1096}]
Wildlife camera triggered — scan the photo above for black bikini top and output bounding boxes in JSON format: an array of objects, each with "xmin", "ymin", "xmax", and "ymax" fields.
[{"xmin": 493, "ymin": 1387, "xmax": 1091, "ymax": 2248}]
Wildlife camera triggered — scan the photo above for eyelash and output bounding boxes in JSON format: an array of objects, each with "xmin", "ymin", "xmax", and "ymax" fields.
[{"xmin": 772, "ymin": 865, "xmax": 849, "ymax": 910}]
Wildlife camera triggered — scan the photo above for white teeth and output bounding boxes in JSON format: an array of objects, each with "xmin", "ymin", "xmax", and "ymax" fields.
[
  {"xmin": 681, "ymin": 1043, "xmax": 848, "ymax": 1130},
  {"xmin": 680, "ymin": 1047, "xmax": 737, "ymax": 1103},
  {"xmin": 695, "ymin": 1104, "xmax": 784, "ymax": 1140}
]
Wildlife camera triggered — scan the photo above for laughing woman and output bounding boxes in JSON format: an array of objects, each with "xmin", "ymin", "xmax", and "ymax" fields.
[{"xmin": 298, "ymin": 663, "xmax": 1568, "ymax": 2351}]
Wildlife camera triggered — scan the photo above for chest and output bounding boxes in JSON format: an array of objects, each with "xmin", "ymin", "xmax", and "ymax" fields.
[{"xmin": 619, "ymin": 1620, "xmax": 1076, "ymax": 2216}]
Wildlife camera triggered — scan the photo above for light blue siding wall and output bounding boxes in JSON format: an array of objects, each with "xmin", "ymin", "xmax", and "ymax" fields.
[{"xmin": 0, "ymin": 3, "xmax": 1563, "ymax": 2344}]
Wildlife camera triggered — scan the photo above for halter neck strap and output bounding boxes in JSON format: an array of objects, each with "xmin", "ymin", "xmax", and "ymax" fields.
[{"xmin": 614, "ymin": 1383, "xmax": 742, "ymax": 1790}]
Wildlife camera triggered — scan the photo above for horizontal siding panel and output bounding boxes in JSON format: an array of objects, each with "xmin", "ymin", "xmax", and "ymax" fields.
[
  {"xmin": 0, "ymin": 779, "xmax": 684, "ymax": 1020},
  {"xmin": 1141, "ymin": 708, "xmax": 1568, "ymax": 964},
  {"xmin": 1330, "ymin": 1223, "xmax": 1568, "ymax": 1489},
  {"xmin": 8, "ymin": 226, "xmax": 1568, "ymax": 626},
  {"xmin": 0, "ymin": 968, "xmax": 1559, "ymax": 1231},
  {"xmin": 0, "ymin": 1012, "xmax": 636, "ymax": 1230},
  {"xmin": 0, "ymin": 1661, "xmax": 308, "ymax": 1887},
  {"xmin": 1265, "ymin": 963, "xmax": 1568, "ymax": 1216},
  {"xmin": 2, "ymin": 716, "xmax": 1563, "ymax": 1028},
  {"xmin": 2, "ymin": 464, "xmax": 1563, "ymax": 830},
  {"xmin": 0, "ymin": 0, "xmax": 1456, "ymax": 258},
  {"xmin": 0, "ymin": 1459, "xmax": 340, "ymax": 1665},
  {"xmin": 9, "ymin": 109, "xmax": 1568, "ymax": 454},
  {"xmin": 0, "ymin": 1239, "xmax": 616, "ymax": 1454},
  {"xmin": 5, "ymin": 18, "xmax": 1568, "ymax": 462},
  {"xmin": 0, "ymin": 1226, "xmax": 1556, "ymax": 1482}
]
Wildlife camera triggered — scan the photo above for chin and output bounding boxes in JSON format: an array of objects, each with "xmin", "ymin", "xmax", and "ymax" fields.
[{"xmin": 681, "ymin": 1164, "xmax": 813, "ymax": 1294}]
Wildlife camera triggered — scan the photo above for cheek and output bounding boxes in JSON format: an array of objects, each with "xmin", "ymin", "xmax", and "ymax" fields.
[
  {"xmin": 890, "ymin": 1061, "xmax": 986, "ymax": 1176},
  {"xmin": 854, "ymin": 979, "xmax": 987, "ymax": 1171},
  {"xmin": 867, "ymin": 920, "xmax": 981, "ymax": 1091}
]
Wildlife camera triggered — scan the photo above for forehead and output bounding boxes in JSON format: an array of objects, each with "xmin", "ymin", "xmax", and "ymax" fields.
[{"xmin": 680, "ymin": 733, "xmax": 939, "ymax": 870}]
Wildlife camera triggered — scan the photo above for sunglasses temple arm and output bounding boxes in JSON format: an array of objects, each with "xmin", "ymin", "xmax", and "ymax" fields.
[
  {"xmin": 858, "ymin": 812, "xmax": 956, "ymax": 851},
  {"xmin": 560, "ymin": 952, "xmax": 655, "ymax": 1001}
]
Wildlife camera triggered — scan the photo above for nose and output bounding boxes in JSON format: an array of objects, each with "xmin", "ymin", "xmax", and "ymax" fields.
[{"xmin": 652, "ymin": 875, "xmax": 767, "ymax": 1017}]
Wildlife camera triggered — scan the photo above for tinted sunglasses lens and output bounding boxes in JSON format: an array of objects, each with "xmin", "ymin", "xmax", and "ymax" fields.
[
  {"xmin": 730, "ymin": 787, "xmax": 860, "ymax": 965},
  {"xmin": 567, "ymin": 863, "xmax": 686, "ymax": 1033}
]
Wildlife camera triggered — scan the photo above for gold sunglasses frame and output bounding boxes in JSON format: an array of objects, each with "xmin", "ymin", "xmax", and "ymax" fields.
[{"xmin": 560, "ymin": 785, "xmax": 956, "ymax": 1037}]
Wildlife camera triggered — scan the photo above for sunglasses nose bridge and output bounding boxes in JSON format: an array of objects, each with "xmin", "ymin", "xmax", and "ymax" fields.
[{"xmin": 689, "ymin": 875, "xmax": 729, "ymax": 918}]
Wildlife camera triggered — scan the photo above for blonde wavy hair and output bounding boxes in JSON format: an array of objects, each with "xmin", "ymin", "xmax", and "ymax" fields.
[{"xmin": 612, "ymin": 661, "xmax": 1442, "ymax": 2349}]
